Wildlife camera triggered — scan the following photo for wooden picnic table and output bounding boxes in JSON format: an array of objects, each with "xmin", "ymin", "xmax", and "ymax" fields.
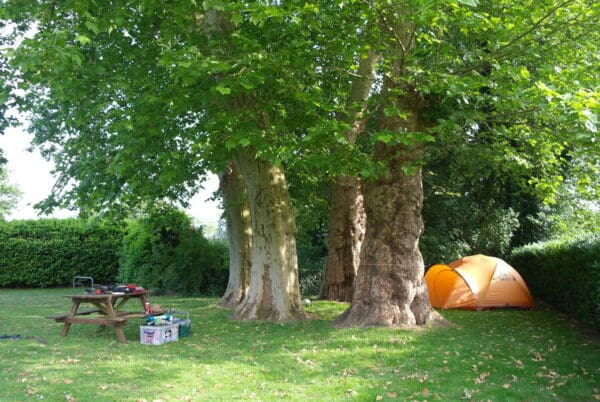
[{"xmin": 47, "ymin": 290, "xmax": 157, "ymax": 344}]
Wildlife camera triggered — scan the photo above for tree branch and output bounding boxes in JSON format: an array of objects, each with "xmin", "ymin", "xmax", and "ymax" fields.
[{"xmin": 492, "ymin": 0, "xmax": 575, "ymax": 57}]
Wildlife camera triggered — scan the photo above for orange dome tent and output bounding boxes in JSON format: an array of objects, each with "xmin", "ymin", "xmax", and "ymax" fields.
[{"xmin": 424, "ymin": 254, "xmax": 534, "ymax": 310}]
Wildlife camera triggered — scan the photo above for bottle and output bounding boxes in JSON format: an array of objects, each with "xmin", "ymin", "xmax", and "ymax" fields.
[{"xmin": 145, "ymin": 302, "xmax": 151, "ymax": 315}]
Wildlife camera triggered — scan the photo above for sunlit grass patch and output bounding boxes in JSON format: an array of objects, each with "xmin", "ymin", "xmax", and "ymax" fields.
[{"xmin": 1, "ymin": 289, "xmax": 598, "ymax": 401}]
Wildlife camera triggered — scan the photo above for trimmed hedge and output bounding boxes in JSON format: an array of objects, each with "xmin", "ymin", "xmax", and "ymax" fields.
[
  {"xmin": 0, "ymin": 219, "xmax": 123, "ymax": 287},
  {"xmin": 0, "ymin": 214, "xmax": 229, "ymax": 296},
  {"xmin": 509, "ymin": 233, "xmax": 600, "ymax": 330}
]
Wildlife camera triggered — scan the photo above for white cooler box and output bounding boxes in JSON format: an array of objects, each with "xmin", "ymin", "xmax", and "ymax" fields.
[{"xmin": 140, "ymin": 323, "xmax": 179, "ymax": 345}]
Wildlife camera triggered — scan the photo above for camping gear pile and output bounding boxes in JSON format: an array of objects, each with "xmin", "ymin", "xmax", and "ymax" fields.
[
  {"xmin": 424, "ymin": 254, "xmax": 534, "ymax": 310},
  {"xmin": 140, "ymin": 310, "xmax": 190, "ymax": 345},
  {"xmin": 72, "ymin": 276, "xmax": 145, "ymax": 295}
]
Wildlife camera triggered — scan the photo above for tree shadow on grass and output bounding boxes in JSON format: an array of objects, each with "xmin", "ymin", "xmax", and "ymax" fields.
[{"xmin": 3, "ymin": 290, "xmax": 599, "ymax": 401}]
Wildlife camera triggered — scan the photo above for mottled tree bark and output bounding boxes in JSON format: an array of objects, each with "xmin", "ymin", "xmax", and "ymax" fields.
[
  {"xmin": 320, "ymin": 176, "xmax": 365, "ymax": 302},
  {"xmin": 320, "ymin": 52, "xmax": 378, "ymax": 301},
  {"xmin": 334, "ymin": 7, "xmax": 444, "ymax": 328},
  {"xmin": 231, "ymin": 149, "xmax": 306, "ymax": 321},
  {"xmin": 334, "ymin": 141, "xmax": 442, "ymax": 327},
  {"xmin": 218, "ymin": 161, "xmax": 252, "ymax": 309}
]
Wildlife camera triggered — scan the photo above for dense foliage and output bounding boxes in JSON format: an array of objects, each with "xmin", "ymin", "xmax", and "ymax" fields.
[
  {"xmin": 0, "ymin": 219, "xmax": 123, "ymax": 287},
  {"xmin": 291, "ymin": 178, "xmax": 329, "ymax": 297},
  {"xmin": 0, "ymin": 212, "xmax": 228, "ymax": 295},
  {"xmin": 0, "ymin": 155, "xmax": 21, "ymax": 220},
  {"xmin": 509, "ymin": 232, "xmax": 600, "ymax": 329},
  {"xmin": 118, "ymin": 204, "xmax": 229, "ymax": 296},
  {"xmin": 1, "ymin": 1, "xmax": 598, "ymax": 323},
  {"xmin": 420, "ymin": 174, "xmax": 600, "ymax": 266},
  {"xmin": 3, "ymin": 1, "xmax": 597, "ymax": 222}
]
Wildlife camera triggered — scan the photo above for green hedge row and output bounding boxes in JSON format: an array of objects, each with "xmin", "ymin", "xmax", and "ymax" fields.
[
  {"xmin": 0, "ymin": 219, "xmax": 123, "ymax": 287},
  {"xmin": 509, "ymin": 233, "xmax": 600, "ymax": 330},
  {"xmin": 0, "ymin": 214, "xmax": 229, "ymax": 296}
]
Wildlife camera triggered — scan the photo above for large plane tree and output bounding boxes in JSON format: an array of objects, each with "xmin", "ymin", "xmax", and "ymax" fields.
[
  {"xmin": 318, "ymin": 0, "xmax": 599, "ymax": 327},
  {"xmin": 2, "ymin": 0, "xmax": 597, "ymax": 327},
  {"xmin": 1, "ymin": 1, "xmax": 323, "ymax": 321}
]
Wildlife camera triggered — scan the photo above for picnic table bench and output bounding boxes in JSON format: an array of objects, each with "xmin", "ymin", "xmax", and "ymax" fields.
[{"xmin": 46, "ymin": 290, "xmax": 162, "ymax": 344}]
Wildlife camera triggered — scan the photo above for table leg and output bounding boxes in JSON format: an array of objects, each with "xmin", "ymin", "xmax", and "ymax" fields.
[
  {"xmin": 104, "ymin": 299, "xmax": 128, "ymax": 343},
  {"xmin": 114, "ymin": 322, "xmax": 127, "ymax": 344},
  {"xmin": 61, "ymin": 300, "xmax": 81, "ymax": 337},
  {"xmin": 139, "ymin": 293, "xmax": 148, "ymax": 309}
]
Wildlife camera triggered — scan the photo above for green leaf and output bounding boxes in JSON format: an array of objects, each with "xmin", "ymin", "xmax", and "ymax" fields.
[
  {"xmin": 373, "ymin": 132, "xmax": 395, "ymax": 144},
  {"xmin": 240, "ymin": 81, "xmax": 255, "ymax": 90},
  {"xmin": 457, "ymin": 0, "xmax": 479, "ymax": 7},
  {"xmin": 75, "ymin": 34, "xmax": 91, "ymax": 45},
  {"xmin": 84, "ymin": 21, "xmax": 100, "ymax": 35},
  {"xmin": 215, "ymin": 85, "xmax": 231, "ymax": 95},
  {"xmin": 231, "ymin": 13, "xmax": 243, "ymax": 26}
]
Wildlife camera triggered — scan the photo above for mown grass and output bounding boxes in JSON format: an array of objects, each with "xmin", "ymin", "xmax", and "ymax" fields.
[{"xmin": 1, "ymin": 288, "xmax": 598, "ymax": 401}]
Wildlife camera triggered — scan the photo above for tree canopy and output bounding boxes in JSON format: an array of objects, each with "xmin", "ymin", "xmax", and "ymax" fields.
[
  {"xmin": 2, "ymin": 1, "xmax": 597, "ymax": 214},
  {"xmin": 0, "ymin": 158, "xmax": 21, "ymax": 220},
  {"xmin": 1, "ymin": 0, "xmax": 598, "ymax": 324}
]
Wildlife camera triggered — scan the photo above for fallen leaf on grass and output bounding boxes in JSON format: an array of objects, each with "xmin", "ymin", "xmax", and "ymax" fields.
[
  {"xmin": 502, "ymin": 384, "xmax": 511, "ymax": 389},
  {"xmin": 376, "ymin": 396, "xmax": 384, "ymax": 401},
  {"xmin": 512, "ymin": 358, "xmax": 524, "ymax": 368},
  {"xmin": 422, "ymin": 387, "xmax": 430, "ymax": 396},
  {"xmin": 65, "ymin": 394, "xmax": 76, "ymax": 401},
  {"xmin": 532, "ymin": 352, "xmax": 545, "ymax": 362},
  {"xmin": 480, "ymin": 352, "xmax": 494, "ymax": 360},
  {"xmin": 474, "ymin": 372, "xmax": 490, "ymax": 384},
  {"xmin": 537, "ymin": 370, "xmax": 560, "ymax": 379}
]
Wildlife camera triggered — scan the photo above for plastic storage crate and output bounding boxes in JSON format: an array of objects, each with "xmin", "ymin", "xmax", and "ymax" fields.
[
  {"xmin": 172, "ymin": 311, "xmax": 191, "ymax": 338},
  {"xmin": 139, "ymin": 323, "xmax": 179, "ymax": 345}
]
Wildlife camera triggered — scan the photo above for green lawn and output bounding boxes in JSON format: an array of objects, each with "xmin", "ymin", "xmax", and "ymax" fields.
[{"xmin": 1, "ymin": 288, "xmax": 598, "ymax": 401}]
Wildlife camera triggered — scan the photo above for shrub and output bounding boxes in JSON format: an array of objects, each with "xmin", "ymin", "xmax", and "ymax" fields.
[
  {"xmin": 509, "ymin": 233, "xmax": 600, "ymax": 329},
  {"xmin": 0, "ymin": 219, "xmax": 123, "ymax": 287},
  {"xmin": 118, "ymin": 204, "xmax": 229, "ymax": 295},
  {"xmin": 165, "ymin": 233, "xmax": 229, "ymax": 296},
  {"xmin": 299, "ymin": 269, "xmax": 323, "ymax": 298}
]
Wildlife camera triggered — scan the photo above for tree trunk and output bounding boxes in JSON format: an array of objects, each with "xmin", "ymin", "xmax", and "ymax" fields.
[
  {"xmin": 319, "ymin": 176, "xmax": 365, "ymax": 302},
  {"xmin": 334, "ymin": 7, "xmax": 444, "ymax": 328},
  {"xmin": 320, "ymin": 52, "xmax": 378, "ymax": 301},
  {"xmin": 218, "ymin": 161, "xmax": 252, "ymax": 309},
  {"xmin": 334, "ymin": 78, "xmax": 443, "ymax": 327},
  {"xmin": 231, "ymin": 149, "xmax": 306, "ymax": 321},
  {"xmin": 334, "ymin": 141, "xmax": 442, "ymax": 327}
]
